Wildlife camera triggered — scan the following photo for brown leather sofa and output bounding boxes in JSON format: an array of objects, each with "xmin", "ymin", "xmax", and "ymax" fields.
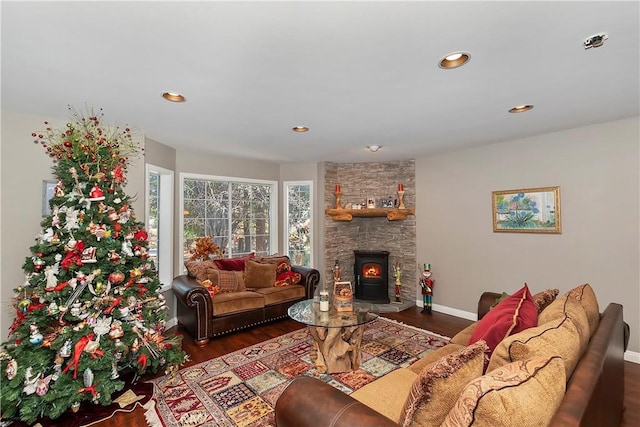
[
  {"xmin": 275, "ymin": 291, "xmax": 627, "ymax": 427},
  {"xmin": 173, "ymin": 265, "xmax": 319, "ymax": 347}
]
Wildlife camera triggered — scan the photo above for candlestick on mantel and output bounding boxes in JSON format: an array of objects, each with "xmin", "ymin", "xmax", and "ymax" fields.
[
  {"xmin": 335, "ymin": 184, "xmax": 341, "ymax": 193},
  {"xmin": 398, "ymin": 183, "xmax": 404, "ymax": 191},
  {"xmin": 397, "ymin": 190, "xmax": 406, "ymax": 209},
  {"xmin": 334, "ymin": 190, "xmax": 343, "ymax": 209}
]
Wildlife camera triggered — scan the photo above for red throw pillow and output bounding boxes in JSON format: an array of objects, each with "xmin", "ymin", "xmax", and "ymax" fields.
[
  {"xmin": 468, "ymin": 284, "xmax": 538, "ymax": 358},
  {"xmin": 214, "ymin": 252, "xmax": 255, "ymax": 271}
]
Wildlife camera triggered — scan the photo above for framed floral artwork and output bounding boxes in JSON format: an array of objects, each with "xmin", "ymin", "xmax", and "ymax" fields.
[{"xmin": 492, "ymin": 186, "xmax": 561, "ymax": 234}]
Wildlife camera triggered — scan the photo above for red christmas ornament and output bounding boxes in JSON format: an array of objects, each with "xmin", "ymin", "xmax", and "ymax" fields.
[{"xmin": 64, "ymin": 141, "xmax": 72, "ymax": 148}]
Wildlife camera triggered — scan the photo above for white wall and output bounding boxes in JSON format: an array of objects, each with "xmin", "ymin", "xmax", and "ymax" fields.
[{"xmin": 416, "ymin": 117, "xmax": 640, "ymax": 353}]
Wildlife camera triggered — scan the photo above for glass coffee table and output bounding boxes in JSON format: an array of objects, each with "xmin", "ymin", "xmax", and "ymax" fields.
[{"xmin": 288, "ymin": 299, "xmax": 379, "ymax": 373}]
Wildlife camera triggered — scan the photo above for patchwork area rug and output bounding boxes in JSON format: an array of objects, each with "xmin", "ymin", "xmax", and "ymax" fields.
[{"xmin": 147, "ymin": 317, "xmax": 450, "ymax": 427}]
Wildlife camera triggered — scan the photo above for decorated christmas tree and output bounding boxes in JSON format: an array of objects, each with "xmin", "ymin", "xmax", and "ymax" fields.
[{"xmin": 0, "ymin": 107, "xmax": 187, "ymax": 424}]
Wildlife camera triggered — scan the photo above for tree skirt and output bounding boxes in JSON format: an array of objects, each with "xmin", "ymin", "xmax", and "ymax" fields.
[{"xmin": 147, "ymin": 317, "xmax": 450, "ymax": 427}]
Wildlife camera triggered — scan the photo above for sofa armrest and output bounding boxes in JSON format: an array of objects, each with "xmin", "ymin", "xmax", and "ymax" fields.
[
  {"xmin": 275, "ymin": 376, "xmax": 397, "ymax": 427},
  {"xmin": 291, "ymin": 265, "xmax": 320, "ymax": 299},
  {"xmin": 477, "ymin": 291, "xmax": 502, "ymax": 320},
  {"xmin": 172, "ymin": 274, "xmax": 213, "ymax": 346}
]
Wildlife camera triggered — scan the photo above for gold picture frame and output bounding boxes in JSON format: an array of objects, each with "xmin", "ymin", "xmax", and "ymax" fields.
[{"xmin": 492, "ymin": 186, "xmax": 561, "ymax": 234}]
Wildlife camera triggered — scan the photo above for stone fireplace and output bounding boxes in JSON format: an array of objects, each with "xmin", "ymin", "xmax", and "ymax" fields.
[{"xmin": 323, "ymin": 160, "xmax": 416, "ymax": 309}]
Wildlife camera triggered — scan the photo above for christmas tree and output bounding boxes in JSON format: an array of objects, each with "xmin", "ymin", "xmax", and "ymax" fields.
[{"xmin": 0, "ymin": 107, "xmax": 187, "ymax": 423}]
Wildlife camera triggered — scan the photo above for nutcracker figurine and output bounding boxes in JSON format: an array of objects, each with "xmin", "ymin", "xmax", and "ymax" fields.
[
  {"xmin": 419, "ymin": 263, "xmax": 434, "ymax": 313},
  {"xmin": 392, "ymin": 261, "xmax": 402, "ymax": 303}
]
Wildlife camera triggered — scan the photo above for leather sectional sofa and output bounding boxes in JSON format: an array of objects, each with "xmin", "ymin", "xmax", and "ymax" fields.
[{"xmin": 275, "ymin": 285, "xmax": 628, "ymax": 427}]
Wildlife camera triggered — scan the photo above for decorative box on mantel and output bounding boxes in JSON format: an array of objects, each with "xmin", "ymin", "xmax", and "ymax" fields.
[{"xmin": 325, "ymin": 208, "xmax": 415, "ymax": 222}]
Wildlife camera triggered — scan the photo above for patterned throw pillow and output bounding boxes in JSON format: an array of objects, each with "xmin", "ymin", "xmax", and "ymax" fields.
[
  {"xmin": 532, "ymin": 288, "xmax": 560, "ymax": 313},
  {"xmin": 274, "ymin": 262, "xmax": 302, "ymax": 287},
  {"xmin": 184, "ymin": 259, "xmax": 218, "ymax": 283},
  {"xmin": 205, "ymin": 268, "xmax": 245, "ymax": 293},
  {"xmin": 468, "ymin": 284, "xmax": 538, "ymax": 360},
  {"xmin": 487, "ymin": 311, "xmax": 584, "ymax": 378},
  {"xmin": 257, "ymin": 254, "xmax": 291, "ymax": 267},
  {"xmin": 398, "ymin": 341, "xmax": 488, "ymax": 427},
  {"xmin": 441, "ymin": 356, "xmax": 566, "ymax": 427}
]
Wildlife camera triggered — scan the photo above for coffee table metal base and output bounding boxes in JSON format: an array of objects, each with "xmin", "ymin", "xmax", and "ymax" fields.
[{"xmin": 307, "ymin": 325, "xmax": 364, "ymax": 373}]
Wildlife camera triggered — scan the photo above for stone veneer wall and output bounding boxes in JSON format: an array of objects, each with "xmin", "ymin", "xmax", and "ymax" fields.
[{"xmin": 323, "ymin": 160, "xmax": 416, "ymax": 305}]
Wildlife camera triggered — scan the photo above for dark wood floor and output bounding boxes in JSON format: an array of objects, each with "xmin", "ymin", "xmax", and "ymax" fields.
[{"xmin": 91, "ymin": 307, "xmax": 639, "ymax": 426}]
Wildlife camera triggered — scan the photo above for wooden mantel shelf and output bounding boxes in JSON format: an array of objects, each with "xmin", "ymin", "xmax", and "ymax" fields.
[{"xmin": 325, "ymin": 208, "xmax": 415, "ymax": 222}]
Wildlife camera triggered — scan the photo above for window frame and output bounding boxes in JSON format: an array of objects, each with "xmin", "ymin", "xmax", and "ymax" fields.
[
  {"xmin": 145, "ymin": 164, "xmax": 174, "ymax": 292},
  {"xmin": 179, "ymin": 172, "xmax": 279, "ymax": 271},
  {"xmin": 283, "ymin": 180, "xmax": 313, "ymax": 267}
]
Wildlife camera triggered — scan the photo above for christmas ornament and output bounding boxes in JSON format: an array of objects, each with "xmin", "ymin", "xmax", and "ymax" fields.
[
  {"xmin": 17, "ymin": 298, "xmax": 31, "ymax": 313},
  {"xmin": 35, "ymin": 374, "xmax": 52, "ymax": 396},
  {"xmin": 88, "ymin": 184, "xmax": 105, "ymax": 201},
  {"xmin": 81, "ymin": 246, "xmax": 97, "ymax": 263},
  {"xmin": 23, "ymin": 367, "xmax": 39, "ymax": 395},
  {"xmin": 51, "ymin": 232, "xmax": 61, "ymax": 245},
  {"xmin": 70, "ymin": 302, "xmax": 82, "ymax": 317},
  {"xmin": 71, "ymin": 402, "xmax": 81, "ymax": 413},
  {"xmin": 83, "ymin": 367, "xmax": 94, "ymax": 388},
  {"xmin": 108, "ymin": 271, "xmax": 125, "ymax": 284},
  {"xmin": 5, "ymin": 359, "xmax": 17, "ymax": 380},
  {"xmin": 108, "ymin": 250, "xmax": 122, "ymax": 262},
  {"xmin": 32, "ymin": 255, "xmax": 46, "ymax": 271},
  {"xmin": 29, "ymin": 324, "xmax": 43, "ymax": 345},
  {"xmin": 109, "ymin": 321, "xmax": 124, "ymax": 339}
]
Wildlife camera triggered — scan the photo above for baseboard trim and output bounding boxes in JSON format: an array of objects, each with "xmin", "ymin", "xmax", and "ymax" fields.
[
  {"xmin": 415, "ymin": 299, "xmax": 476, "ymax": 321},
  {"xmin": 165, "ymin": 317, "xmax": 177, "ymax": 330},
  {"xmin": 416, "ymin": 299, "xmax": 639, "ymax": 364}
]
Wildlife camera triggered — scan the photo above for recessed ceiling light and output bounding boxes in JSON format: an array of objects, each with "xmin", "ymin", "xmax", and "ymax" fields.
[
  {"xmin": 162, "ymin": 92, "xmax": 186, "ymax": 102},
  {"xmin": 508, "ymin": 104, "xmax": 534, "ymax": 113},
  {"xmin": 292, "ymin": 126, "xmax": 309, "ymax": 132},
  {"xmin": 367, "ymin": 145, "xmax": 382, "ymax": 152},
  {"xmin": 438, "ymin": 52, "xmax": 471, "ymax": 69}
]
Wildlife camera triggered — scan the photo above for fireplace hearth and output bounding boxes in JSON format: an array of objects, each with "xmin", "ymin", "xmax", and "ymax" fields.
[{"xmin": 354, "ymin": 250, "xmax": 390, "ymax": 304}]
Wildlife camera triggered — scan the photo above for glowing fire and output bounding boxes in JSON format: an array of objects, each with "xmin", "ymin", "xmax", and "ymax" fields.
[{"xmin": 363, "ymin": 263, "xmax": 382, "ymax": 278}]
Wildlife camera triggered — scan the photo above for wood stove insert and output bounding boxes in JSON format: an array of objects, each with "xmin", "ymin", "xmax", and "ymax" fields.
[{"xmin": 354, "ymin": 250, "xmax": 390, "ymax": 304}]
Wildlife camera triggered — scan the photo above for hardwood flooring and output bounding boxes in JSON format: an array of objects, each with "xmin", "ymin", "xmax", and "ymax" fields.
[{"xmin": 82, "ymin": 307, "xmax": 640, "ymax": 426}]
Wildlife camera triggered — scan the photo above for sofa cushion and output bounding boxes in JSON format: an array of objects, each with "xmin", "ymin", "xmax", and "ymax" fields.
[
  {"xmin": 205, "ymin": 268, "xmax": 246, "ymax": 292},
  {"xmin": 468, "ymin": 284, "xmax": 538, "ymax": 357},
  {"xmin": 185, "ymin": 259, "xmax": 218, "ymax": 282},
  {"xmin": 537, "ymin": 295, "xmax": 590, "ymax": 353},
  {"xmin": 257, "ymin": 254, "xmax": 291, "ymax": 267},
  {"xmin": 214, "ymin": 252, "xmax": 255, "ymax": 271},
  {"xmin": 244, "ymin": 260, "xmax": 277, "ymax": 288},
  {"xmin": 407, "ymin": 344, "xmax": 466, "ymax": 374},
  {"xmin": 251, "ymin": 284, "xmax": 306, "ymax": 305},
  {"xmin": 399, "ymin": 340, "xmax": 487, "ymax": 427},
  {"xmin": 351, "ymin": 368, "xmax": 418, "ymax": 423},
  {"xmin": 487, "ymin": 313, "xmax": 583, "ymax": 378},
  {"xmin": 532, "ymin": 288, "xmax": 559, "ymax": 313},
  {"xmin": 211, "ymin": 291, "xmax": 264, "ymax": 316},
  {"xmin": 565, "ymin": 283, "xmax": 600, "ymax": 336},
  {"xmin": 449, "ymin": 322, "xmax": 476, "ymax": 346},
  {"xmin": 441, "ymin": 356, "xmax": 565, "ymax": 427}
]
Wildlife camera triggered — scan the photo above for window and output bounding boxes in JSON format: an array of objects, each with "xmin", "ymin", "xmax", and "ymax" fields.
[
  {"xmin": 180, "ymin": 174, "xmax": 278, "ymax": 265},
  {"xmin": 284, "ymin": 181, "xmax": 313, "ymax": 267},
  {"xmin": 145, "ymin": 164, "xmax": 174, "ymax": 291}
]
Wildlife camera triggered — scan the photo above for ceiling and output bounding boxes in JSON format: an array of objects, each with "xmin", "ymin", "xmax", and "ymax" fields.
[{"xmin": 2, "ymin": 1, "xmax": 639, "ymax": 163}]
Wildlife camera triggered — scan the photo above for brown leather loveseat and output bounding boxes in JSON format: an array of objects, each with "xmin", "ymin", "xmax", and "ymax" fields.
[{"xmin": 173, "ymin": 255, "xmax": 319, "ymax": 347}]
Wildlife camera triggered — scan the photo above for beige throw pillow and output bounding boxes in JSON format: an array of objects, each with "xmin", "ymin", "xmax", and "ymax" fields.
[
  {"xmin": 565, "ymin": 283, "xmax": 600, "ymax": 336},
  {"xmin": 398, "ymin": 340, "xmax": 487, "ymax": 427},
  {"xmin": 441, "ymin": 356, "xmax": 566, "ymax": 427},
  {"xmin": 244, "ymin": 259, "xmax": 277, "ymax": 288}
]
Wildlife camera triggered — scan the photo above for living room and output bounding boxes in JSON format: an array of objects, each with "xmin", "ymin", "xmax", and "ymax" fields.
[{"xmin": 1, "ymin": 1, "xmax": 639, "ymax": 425}]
